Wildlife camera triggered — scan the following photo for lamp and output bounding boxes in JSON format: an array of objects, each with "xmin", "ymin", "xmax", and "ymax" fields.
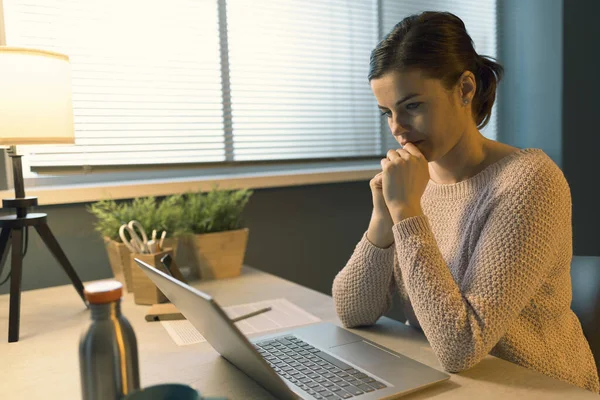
[{"xmin": 0, "ymin": 47, "xmax": 87, "ymax": 343}]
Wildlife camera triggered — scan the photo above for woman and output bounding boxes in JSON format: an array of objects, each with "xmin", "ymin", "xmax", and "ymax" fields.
[{"xmin": 332, "ymin": 11, "xmax": 599, "ymax": 393}]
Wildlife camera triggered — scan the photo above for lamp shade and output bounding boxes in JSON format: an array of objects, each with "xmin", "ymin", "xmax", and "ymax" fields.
[{"xmin": 0, "ymin": 47, "xmax": 75, "ymax": 145}]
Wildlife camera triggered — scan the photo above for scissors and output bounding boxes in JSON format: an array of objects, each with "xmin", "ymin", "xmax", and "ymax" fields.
[{"xmin": 119, "ymin": 220, "xmax": 149, "ymax": 254}]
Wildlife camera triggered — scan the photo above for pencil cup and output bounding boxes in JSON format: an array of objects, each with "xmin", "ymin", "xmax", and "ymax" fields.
[
  {"xmin": 104, "ymin": 237, "xmax": 180, "ymax": 293},
  {"xmin": 130, "ymin": 248, "xmax": 185, "ymax": 305}
]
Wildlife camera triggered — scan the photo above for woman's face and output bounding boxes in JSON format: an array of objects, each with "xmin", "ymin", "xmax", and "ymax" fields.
[{"xmin": 370, "ymin": 69, "xmax": 470, "ymax": 162}]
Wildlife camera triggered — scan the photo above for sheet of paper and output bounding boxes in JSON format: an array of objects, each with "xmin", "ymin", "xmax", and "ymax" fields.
[{"xmin": 160, "ymin": 298, "xmax": 321, "ymax": 346}]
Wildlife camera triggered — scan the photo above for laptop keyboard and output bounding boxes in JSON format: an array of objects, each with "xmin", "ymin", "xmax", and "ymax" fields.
[{"xmin": 253, "ymin": 335, "xmax": 388, "ymax": 399}]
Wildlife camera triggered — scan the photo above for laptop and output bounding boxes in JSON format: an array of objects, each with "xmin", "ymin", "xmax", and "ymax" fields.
[{"xmin": 134, "ymin": 258, "xmax": 450, "ymax": 399}]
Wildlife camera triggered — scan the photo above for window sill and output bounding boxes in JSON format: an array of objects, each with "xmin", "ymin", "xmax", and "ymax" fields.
[{"xmin": 0, "ymin": 162, "xmax": 380, "ymax": 206}]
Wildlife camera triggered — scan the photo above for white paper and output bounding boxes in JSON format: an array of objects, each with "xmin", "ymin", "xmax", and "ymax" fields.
[{"xmin": 160, "ymin": 298, "xmax": 321, "ymax": 346}]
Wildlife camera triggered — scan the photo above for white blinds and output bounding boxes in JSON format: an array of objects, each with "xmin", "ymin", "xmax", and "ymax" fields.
[
  {"xmin": 227, "ymin": 0, "xmax": 380, "ymax": 161},
  {"xmin": 381, "ymin": 0, "xmax": 498, "ymax": 152},
  {"xmin": 1, "ymin": 0, "xmax": 496, "ymax": 171},
  {"xmin": 3, "ymin": 0, "xmax": 224, "ymax": 168}
]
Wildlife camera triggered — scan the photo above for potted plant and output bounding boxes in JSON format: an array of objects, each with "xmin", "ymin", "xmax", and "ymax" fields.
[
  {"xmin": 180, "ymin": 186, "xmax": 253, "ymax": 280},
  {"xmin": 88, "ymin": 195, "xmax": 184, "ymax": 291}
]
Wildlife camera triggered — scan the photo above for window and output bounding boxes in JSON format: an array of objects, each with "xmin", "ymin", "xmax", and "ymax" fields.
[
  {"xmin": 1, "ymin": 0, "xmax": 497, "ymax": 181},
  {"xmin": 227, "ymin": 0, "xmax": 380, "ymax": 161},
  {"xmin": 3, "ymin": 0, "xmax": 224, "ymax": 174}
]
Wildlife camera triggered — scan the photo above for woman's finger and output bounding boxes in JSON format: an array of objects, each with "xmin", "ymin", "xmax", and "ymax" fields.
[
  {"xmin": 370, "ymin": 172, "xmax": 383, "ymax": 189},
  {"xmin": 402, "ymin": 142, "xmax": 423, "ymax": 158},
  {"xmin": 386, "ymin": 149, "xmax": 401, "ymax": 161},
  {"xmin": 396, "ymin": 148, "xmax": 411, "ymax": 160}
]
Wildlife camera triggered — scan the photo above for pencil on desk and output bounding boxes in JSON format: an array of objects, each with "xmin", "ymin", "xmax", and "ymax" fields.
[{"xmin": 231, "ymin": 306, "xmax": 272, "ymax": 322}]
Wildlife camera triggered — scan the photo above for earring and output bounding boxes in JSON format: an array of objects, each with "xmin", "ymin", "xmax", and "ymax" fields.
[{"xmin": 463, "ymin": 99, "xmax": 469, "ymax": 105}]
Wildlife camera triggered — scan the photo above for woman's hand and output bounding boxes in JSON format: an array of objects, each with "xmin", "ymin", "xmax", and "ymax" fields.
[
  {"xmin": 380, "ymin": 143, "xmax": 429, "ymax": 224},
  {"xmin": 369, "ymin": 172, "xmax": 389, "ymax": 218},
  {"xmin": 367, "ymin": 172, "xmax": 395, "ymax": 248}
]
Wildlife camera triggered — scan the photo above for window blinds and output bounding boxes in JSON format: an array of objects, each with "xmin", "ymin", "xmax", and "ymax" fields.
[
  {"xmin": 3, "ymin": 0, "xmax": 224, "ymax": 168},
  {"xmin": 226, "ymin": 0, "xmax": 381, "ymax": 161},
  {"xmin": 2, "ymin": 0, "xmax": 496, "ymax": 171}
]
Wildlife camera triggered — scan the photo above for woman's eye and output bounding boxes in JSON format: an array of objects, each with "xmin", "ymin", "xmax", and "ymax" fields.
[
  {"xmin": 380, "ymin": 110, "xmax": 392, "ymax": 118},
  {"xmin": 406, "ymin": 102, "xmax": 422, "ymax": 111}
]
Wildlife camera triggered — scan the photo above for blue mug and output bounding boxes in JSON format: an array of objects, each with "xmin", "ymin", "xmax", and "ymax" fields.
[{"xmin": 123, "ymin": 383, "xmax": 227, "ymax": 400}]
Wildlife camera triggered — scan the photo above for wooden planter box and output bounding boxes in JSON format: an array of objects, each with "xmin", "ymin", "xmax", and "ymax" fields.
[
  {"xmin": 103, "ymin": 236, "xmax": 178, "ymax": 292},
  {"xmin": 187, "ymin": 228, "xmax": 249, "ymax": 280}
]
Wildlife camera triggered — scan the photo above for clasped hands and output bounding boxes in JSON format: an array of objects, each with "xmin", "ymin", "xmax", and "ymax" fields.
[{"xmin": 374, "ymin": 143, "xmax": 430, "ymax": 224}]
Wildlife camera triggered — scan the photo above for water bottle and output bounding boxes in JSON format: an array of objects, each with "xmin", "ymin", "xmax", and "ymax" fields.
[{"xmin": 79, "ymin": 280, "xmax": 140, "ymax": 399}]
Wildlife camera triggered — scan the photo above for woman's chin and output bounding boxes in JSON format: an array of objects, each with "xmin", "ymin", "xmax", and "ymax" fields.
[{"xmin": 413, "ymin": 141, "xmax": 430, "ymax": 160}]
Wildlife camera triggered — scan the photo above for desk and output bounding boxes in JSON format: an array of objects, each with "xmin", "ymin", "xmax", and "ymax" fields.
[{"xmin": 1, "ymin": 266, "xmax": 598, "ymax": 399}]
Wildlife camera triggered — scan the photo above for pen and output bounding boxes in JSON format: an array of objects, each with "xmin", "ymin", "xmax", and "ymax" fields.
[
  {"xmin": 159, "ymin": 231, "xmax": 167, "ymax": 251},
  {"xmin": 231, "ymin": 306, "xmax": 272, "ymax": 323}
]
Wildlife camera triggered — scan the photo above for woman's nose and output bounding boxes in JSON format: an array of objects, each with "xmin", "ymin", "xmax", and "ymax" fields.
[{"xmin": 390, "ymin": 116, "xmax": 410, "ymax": 136}]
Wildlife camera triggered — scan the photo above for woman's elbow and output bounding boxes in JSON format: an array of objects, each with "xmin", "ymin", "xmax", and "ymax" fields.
[
  {"xmin": 333, "ymin": 295, "xmax": 380, "ymax": 328},
  {"xmin": 440, "ymin": 362, "xmax": 469, "ymax": 374},
  {"xmin": 337, "ymin": 313, "xmax": 380, "ymax": 329},
  {"xmin": 437, "ymin": 351, "xmax": 481, "ymax": 373},
  {"xmin": 331, "ymin": 277, "xmax": 386, "ymax": 328},
  {"xmin": 333, "ymin": 298, "xmax": 371, "ymax": 328}
]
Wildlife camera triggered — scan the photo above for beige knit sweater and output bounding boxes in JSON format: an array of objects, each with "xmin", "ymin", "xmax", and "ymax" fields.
[{"xmin": 332, "ymin": 148, "xmax": 600, "ymax": 393}]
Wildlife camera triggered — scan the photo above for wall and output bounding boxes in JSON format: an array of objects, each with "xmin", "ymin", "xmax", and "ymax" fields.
[
  {"xmin": 496, "ymin": 0, "xmax": 563, "ymax": 166},
  {"xmin": 562, "ymin": 0, "xmax": 600, "ymax": 256}
]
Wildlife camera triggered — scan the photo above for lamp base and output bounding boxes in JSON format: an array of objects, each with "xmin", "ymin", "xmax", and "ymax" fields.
[
  {"xmin": 0, "ymin": 148, "xmax": 87, "ymax": 342},
  {"xmin": 0, "ymin": 212, "xmax": 88, "ymax": 343}
]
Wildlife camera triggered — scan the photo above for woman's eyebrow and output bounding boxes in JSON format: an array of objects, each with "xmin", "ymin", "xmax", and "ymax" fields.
[
  {"xmin": 377, "ymin": 93, "xmax": 421, "ymax": 110},
  {"xmin": 394, "ymin": 93, "xmax": 421, "ymax": 106}
]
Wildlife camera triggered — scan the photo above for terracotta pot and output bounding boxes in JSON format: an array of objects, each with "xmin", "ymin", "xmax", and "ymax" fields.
[{"xmin": 187, "ymin": 228, "xmax": 249, "ymax": 280}]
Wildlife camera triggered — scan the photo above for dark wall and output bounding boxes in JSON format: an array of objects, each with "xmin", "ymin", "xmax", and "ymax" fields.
[
  {"xmin": 0, "ymin": 181, "xmax": 408, "ymax": 323},
  {"xmin": 498, "ymin": 0, "xmax": 600, "ymax": 256},
  {"xmin": 562, "ymin": 0, "xmax": 600, "ymax": 256},
  {"xmin": 497, "ymin": 0, "xmax": 563, "ymax": 166},
  {"xmin": 243, "ymin": 183, "xmax": 370, "ymax": 296}
]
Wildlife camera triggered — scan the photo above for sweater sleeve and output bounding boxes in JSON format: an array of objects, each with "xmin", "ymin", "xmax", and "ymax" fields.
[
  {"xmin": 332, "ymin": 231, "xmax": 396, "ymax": 328},
  {"xmin": 393, "ymin": 265, "xmax": 422, "ymax": 330},
  {"xmin": 392, "ymin": 162, "xmax": 571, "ymax": 373}
]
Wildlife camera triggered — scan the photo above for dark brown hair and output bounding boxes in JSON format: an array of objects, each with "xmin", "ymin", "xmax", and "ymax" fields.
[{"xmin": 369, "ymin": 11, "xmax": 503, "ymax": 129}]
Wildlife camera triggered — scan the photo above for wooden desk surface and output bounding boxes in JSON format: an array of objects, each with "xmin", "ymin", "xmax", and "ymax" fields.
[{"xmin": 1, "ymin": 266, "xmax": 597, "ymax": 399}]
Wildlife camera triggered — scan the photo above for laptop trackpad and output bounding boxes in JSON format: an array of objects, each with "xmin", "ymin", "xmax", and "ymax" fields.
[{"xmin": 328, "ymin": 340, "xmax": 437, "ymax": 380}]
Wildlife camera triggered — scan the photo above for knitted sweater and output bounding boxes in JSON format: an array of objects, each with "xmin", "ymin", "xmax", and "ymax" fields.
[{"xmin": 332, "ymin": 148, "xmax": 600, "ymax": 393}]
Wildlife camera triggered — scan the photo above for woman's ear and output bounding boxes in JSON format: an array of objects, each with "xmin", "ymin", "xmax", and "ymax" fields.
[{"xmin": 457, "ymin": 70, "xmax": 476, "ymax": 105}]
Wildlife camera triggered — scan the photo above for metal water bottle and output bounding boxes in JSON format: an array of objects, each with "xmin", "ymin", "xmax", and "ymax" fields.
[{"xmin": 79, "ymin": 280, "xmax": 140, "ymax": 399}]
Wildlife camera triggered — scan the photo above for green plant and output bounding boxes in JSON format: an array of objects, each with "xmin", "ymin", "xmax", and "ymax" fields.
[
  {"xmin": 87, "ymin": 199, "xmax": 133, "ymax": 241},
  {"xmin": 182, "ymin": 186, "xmax": 253, "ymax": 235},
  {"xmin": 88, "ymin": 186, "xmax": 253, "ymax": 241},
  {"xmin": 87, "ymin": 195, "xmax": 186, "ymax": 241}
]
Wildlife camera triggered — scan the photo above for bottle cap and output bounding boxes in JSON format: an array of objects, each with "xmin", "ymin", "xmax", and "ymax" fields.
[{"xmin": 84, "ymin": 280, "xmax": 123, "ymax": 304}]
